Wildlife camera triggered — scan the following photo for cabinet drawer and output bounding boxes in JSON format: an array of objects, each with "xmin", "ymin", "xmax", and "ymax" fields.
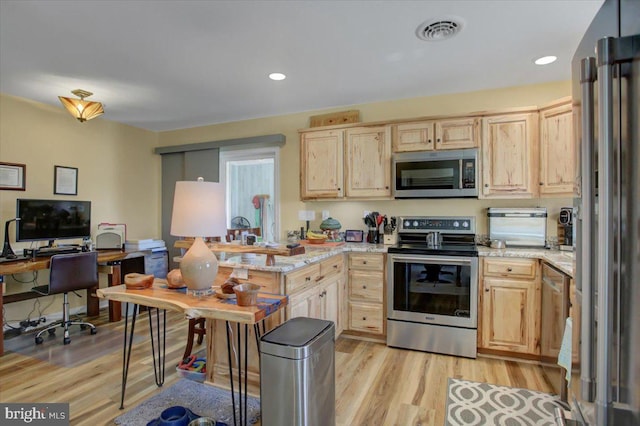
[
  {"xmin": 349, "ymin": 253, "xmax": 384, "ymax": 271},
  {"xmin": 349, "ymin": 270, "xmax": 383, "ymax": 303},
  {"xmin": 483, "ymin": 258, "xmax": 537, "ymax": 279},
  {"xmin": 320, "ymin": 255, "xmax": 344, "ymax": 281},
  {"xmin": 349, "ymin": 302, "xmax": 383, "ymax": 334},
  {"xmin": 285, "ymin": 263, "xmax": 321, "ymax": 294}
]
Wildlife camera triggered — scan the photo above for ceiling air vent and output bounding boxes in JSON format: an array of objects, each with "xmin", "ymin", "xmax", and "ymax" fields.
[{"xmin": 416, "ymin": 18, "xmax": 463, "ymax": 41}]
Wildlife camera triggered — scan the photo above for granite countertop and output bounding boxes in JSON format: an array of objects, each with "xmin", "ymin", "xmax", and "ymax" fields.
[
  {"xmin": 214, "ymin": 241, "xmax": 575, "ymax": 277},
  {"xmin": 217, "ymin": 242, "xmax": 386, "ymax": 273},
  {"xmin": 478, "ymin": 246, "xmax": 575, "ymax": 277}
]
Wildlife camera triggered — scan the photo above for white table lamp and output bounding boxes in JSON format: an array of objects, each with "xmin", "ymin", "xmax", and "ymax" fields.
[{"xmin": 170, "ymin": 178, "xmax": 226, "ymax": 295}]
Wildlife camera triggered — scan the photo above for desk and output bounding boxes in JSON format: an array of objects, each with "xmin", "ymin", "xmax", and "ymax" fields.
[
  {"xmin": 0, "ymin": 250, "xmax": 148, "ymax": 356},
  {"xmin": 97, "ymin": 284, "xmax": 287, "ymax": 426}
]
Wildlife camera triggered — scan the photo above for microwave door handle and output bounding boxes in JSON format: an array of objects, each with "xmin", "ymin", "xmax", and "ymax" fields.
[
  {"xmin": 459, "ymin": 159, "xmax": 463, "ymax": 189},
  {"xmin": 579, "ymin": 55, "xmax": 597, "ymax": 402}
]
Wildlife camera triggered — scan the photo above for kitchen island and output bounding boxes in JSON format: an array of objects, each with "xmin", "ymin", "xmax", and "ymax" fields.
[{"xmin": 174, "ymin": 240, "xmax": 575, "ymax": 393}]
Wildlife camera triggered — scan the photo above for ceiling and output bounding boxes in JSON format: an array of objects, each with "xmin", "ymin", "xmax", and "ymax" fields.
[{"xmin": 0, "ymin": 0, "xmax": 603, "ymax": 132}]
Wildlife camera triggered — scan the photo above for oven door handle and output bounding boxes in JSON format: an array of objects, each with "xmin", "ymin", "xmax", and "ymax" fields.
[{"xmin": 389, "ymin": 254, "xmax": 474, "ymax": 265}]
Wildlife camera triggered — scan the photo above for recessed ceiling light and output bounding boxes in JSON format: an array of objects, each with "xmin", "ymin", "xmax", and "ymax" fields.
[
  {"xmin": 534, "ymin": 56, "xmax": 557, "ymax": 65},
  {"xmin": 269, "ymin": 72, "xmax": 286, "ymax": 81}
]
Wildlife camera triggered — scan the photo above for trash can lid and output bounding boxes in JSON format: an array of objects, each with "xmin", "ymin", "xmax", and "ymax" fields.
[{"xmin": 261, "ymin": 317, "xmax": 333, "ymax": 347}]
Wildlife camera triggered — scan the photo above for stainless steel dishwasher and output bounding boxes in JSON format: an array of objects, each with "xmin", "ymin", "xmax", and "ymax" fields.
[
  {"xmin": 260, "ymin": 317, "xmax": 335, "ymax": 426},
  {"xmin": 541, "ymin": 262, "xmax": 570, "ymax": 401}
]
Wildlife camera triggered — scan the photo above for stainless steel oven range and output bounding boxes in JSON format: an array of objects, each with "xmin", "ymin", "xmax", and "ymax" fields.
[{"xmin": 387, "ymin": 216, "xmax": 478, "ymax": 358}]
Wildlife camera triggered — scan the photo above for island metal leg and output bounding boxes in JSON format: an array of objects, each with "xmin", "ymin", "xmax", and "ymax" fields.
[
  {"xmin": 225, "ymin": 321, "xmax": 252, "ymax": 426},
  {"xmin": 119, "ymin": 302, "xmax": 167, "ymax": 410}
]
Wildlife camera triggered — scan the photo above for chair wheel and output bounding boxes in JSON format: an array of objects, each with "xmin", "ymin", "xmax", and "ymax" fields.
[
  {"xmin": 90, "ymin": 328, "xmax": 97, "ymax": 335},
  {"xmin": 35, "ymin": 336, "xmax": 43, "ymax": 345},
  {"xmin": 48, "ymin": 329, "xmax": 56, "ymax": 336},
  {"xmin": 63, "ymin": 337, "xmax": 71, "ymax": 345}
]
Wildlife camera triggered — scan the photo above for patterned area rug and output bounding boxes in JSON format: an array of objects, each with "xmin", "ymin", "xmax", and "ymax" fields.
[
  {"xmin": 115, "ymin": 379, "xmax": 260, "ymax": 425},
  {"xmin": 445, "ymin": 378, "xmax": 568, "ymax": 426}
]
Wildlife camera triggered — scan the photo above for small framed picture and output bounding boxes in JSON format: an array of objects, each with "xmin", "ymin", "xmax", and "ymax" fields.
[
  {"xmin": 0, "ymin": 162, "xmax": 26, "ymax": 191},
  {"xmin": 345, "ymin": 229, "xmax": 364, "ymax": 243},
  {"xmin": 54, "ymin": 165, "xmax": 78, "ymax": 195}
]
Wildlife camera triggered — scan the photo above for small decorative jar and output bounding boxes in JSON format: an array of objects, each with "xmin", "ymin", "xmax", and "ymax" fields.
[{"xmin": 319, "ymin": 217, "xmax": 342, "ymax": 241}]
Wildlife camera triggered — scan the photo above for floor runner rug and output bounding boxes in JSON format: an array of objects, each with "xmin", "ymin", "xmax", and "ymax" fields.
[
  {"xmin": 3, "ymin": 326, "xmax": 141, "ymax": 368},
  {"xmin": 445, "ymin": 378, "xmax": 568, "ymax": 426},
  {"xmin": 115, "ymin": 379, "xmax": 260, "ymax": 425}
]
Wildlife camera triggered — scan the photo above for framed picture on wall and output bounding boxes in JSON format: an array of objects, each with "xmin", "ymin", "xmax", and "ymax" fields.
[
  {"xmin": 54, "ymin": 165, "xmax": 78, "ymax": 195},
  {"xmin": 0, "ymin": 162, "xmax": 26, "ymax": 191}
]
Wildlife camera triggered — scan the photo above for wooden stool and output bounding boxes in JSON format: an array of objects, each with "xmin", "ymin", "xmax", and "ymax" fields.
[{"xmin": 183, "ymin": 318, "xmax": 206, "ymax": 359}]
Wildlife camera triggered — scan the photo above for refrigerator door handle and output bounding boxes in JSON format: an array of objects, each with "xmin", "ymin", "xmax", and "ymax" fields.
[{"xmin": 578, "ymin": 56, "xmax": 597, "ymax": 403}]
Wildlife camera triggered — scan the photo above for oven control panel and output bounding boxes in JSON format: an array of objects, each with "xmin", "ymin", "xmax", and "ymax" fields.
[{"xmin": 398, "ymin": 216, "xmax": 475, "ymax": 233}]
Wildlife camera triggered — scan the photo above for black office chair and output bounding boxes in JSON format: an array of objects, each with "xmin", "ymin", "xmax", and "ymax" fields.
[{"xmin": 32, "ymin": 251, "xmax": 98, "ymax": 345}]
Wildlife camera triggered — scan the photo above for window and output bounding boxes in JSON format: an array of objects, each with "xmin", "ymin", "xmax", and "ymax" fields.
[{"xmin": 220, "ymin": 147, "xmax": 279, "ymax": 242}]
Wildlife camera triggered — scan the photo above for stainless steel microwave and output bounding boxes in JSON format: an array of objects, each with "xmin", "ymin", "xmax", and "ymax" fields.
[{"xmin": 392, "ymin": 148, "xmax": 478, "ymax": 198}]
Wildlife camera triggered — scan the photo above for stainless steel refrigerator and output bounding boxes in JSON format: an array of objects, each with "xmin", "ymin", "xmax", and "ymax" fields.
[{"xmin": 571, "ymin": 0, "xmax": 639, "ymax": 424}]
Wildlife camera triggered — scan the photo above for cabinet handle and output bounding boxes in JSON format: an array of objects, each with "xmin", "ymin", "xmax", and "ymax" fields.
[
  {"xmin": 337, "ymin": 187, "xmax": 341, "ymax": 191},
  {"xmin": 363, "ymin": 261, "xmax": 367, "ymax": 265},
  {"xmin": 484, "ymin": 184, "xmax": 489, "ymax": 187},
  {"xmin": 485, "ymin": 288, "xmax": 489, "ymax": 292},
  {"xmin": 436, "ymin": 138, "xmax": 441, "ymax": 143},
  {"xmin": 428, "ymin": 139, "xmax": 432, "ymax": 144},
  {"xmin": 363, "ymin": 285, "xmax": 367, "ymax": 289},
  {"xmin": 305, "ymin": 276, "xmax": 311, "ymax": 281},
  {"xmin": 539, "ymin": 182, "xmax": 544, "ymax": 186},
  {"xmin": 362, "ymin": 317, "xmax": 367, "ymax": 320},
  {"xmin": 385, "ymin": 186, "xmax": 389, "ymax": 189},
  {"xmin": 333, "ymin": 264, "xmax": 338, "ymax": 269},
  {"xmin": 507, "ymin": 267, "xmax": 513, "ymax": 272}
]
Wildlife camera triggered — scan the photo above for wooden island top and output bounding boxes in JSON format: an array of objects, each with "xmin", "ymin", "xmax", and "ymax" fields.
[
  {"xmin": 174, "ymin": 239, "xmax": 305, "ymax": 266},
  {"xmin": 97, "ymin": 282, "xmax": 288, "ymax": 324}
]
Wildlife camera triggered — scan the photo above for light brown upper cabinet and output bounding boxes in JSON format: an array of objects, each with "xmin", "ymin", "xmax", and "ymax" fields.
[
  {"xmin": 300, "ymin": 126, "xmax": 391, "ymax": 200},
  {"xmin": 300, "ymin": 129, "xmax": 344, "ymax": 199},
  {"xmin": 539, "ymin": 98, "xmax": 576, "ymax": 197},
  {"xmin": 481, "ymin": 112, "xmax": 539, "ymax": 198},
  {"xmin": 344, "ymin": 126, "xmax": 391, "ymax": 198},
  {"xmin": 393, "ymin": 117, "xmax": 480, "ymax": 152}
]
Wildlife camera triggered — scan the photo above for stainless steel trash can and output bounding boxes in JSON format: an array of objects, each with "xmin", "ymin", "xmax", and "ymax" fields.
[{"xmin": 260, "ymin": 317, "xmax": 335, "ymax": 426}]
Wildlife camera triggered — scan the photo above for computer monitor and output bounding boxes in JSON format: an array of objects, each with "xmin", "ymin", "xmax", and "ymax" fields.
[{"xmin": 16, "ymin": 199, "xmax": 91, "ymax": 245}]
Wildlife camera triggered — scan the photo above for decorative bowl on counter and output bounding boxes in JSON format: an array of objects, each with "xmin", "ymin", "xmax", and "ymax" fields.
[
  {"xmin": 233, "ymin": 283, "xmax": 261, "ymax": 306},
  {"xmin": 306, "ymin": 236, "xmax": 327, "ymax": 244},
  {"xmin": 124, "ymin": 273, "xmax": 154, "ymax": 290}
]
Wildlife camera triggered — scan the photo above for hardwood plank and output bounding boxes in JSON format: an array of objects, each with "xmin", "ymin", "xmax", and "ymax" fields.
[{"xmin": 0, "ymin": 312, "xmax": 557, "ymax": 426}]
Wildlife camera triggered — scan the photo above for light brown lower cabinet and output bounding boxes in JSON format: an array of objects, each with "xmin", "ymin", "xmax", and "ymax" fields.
[
  {"xmin": 479, "ymin": 258, "xmax": 541, "ymax": 356},
  {"xmin": 345, "ymin": 253, "xmax": 385, "ymax": 337}
]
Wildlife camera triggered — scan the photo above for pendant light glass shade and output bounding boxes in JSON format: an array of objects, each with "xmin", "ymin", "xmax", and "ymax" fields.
[{"xmin": 58, "ymin": 89, "xmax": 104, "ymax": 122}]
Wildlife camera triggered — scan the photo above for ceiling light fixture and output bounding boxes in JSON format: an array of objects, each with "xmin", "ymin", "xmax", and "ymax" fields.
[
  {"xmin": 58, "ymin": 89, "xmax": 104, "ymax": 122},
  {"xmin": 534, "ymin": 55, "xmax": 557, "ymax": 65},
  {"xmin": 269, "ymin": 72, "xmax": 286, "ymax": 81}
]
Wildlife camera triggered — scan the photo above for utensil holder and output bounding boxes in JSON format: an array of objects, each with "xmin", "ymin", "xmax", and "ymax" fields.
[{"xmin": 367, "ymin": 228, "xmax": 378, "ymax": 244}]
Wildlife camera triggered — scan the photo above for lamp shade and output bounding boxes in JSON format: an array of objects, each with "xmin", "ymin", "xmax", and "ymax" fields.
[
  {"xmin": 170, "ymin": 180, "xmax": 226, "ymax": 238},
  {"xmin": 58, "ymin": 89, "xmax": 104, "ymax": 122}
]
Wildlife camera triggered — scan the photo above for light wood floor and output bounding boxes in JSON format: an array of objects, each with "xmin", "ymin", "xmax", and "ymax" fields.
[{"xmin": 0, "ymin": 309, "xmax": 556, "ymax": 426}]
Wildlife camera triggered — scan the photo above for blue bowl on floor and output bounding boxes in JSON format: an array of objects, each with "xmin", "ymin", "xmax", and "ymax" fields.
[
  {"xmin": 146, "ymin": 406, "xmax": 228, "ymax": 426},
  {"xmin": 146, "ymin": 406, "xmax": 199, "ymax": 426}
]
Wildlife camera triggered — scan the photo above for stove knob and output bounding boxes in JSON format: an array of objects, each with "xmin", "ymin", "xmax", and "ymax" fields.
[
  {"xmin": 462, "ymin": 221, "xmax": 469, "ymax": 228},
  {"xmin": 404, "ymin": 220, "xmax": 411, "ymax": 227},
  {"xmin": 412, "ymin": 221, "xmax": 418, "ymax": 227},
  {"xmin": 453, "ymin": 221, "xmax": 459, "ymax": 228}
]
